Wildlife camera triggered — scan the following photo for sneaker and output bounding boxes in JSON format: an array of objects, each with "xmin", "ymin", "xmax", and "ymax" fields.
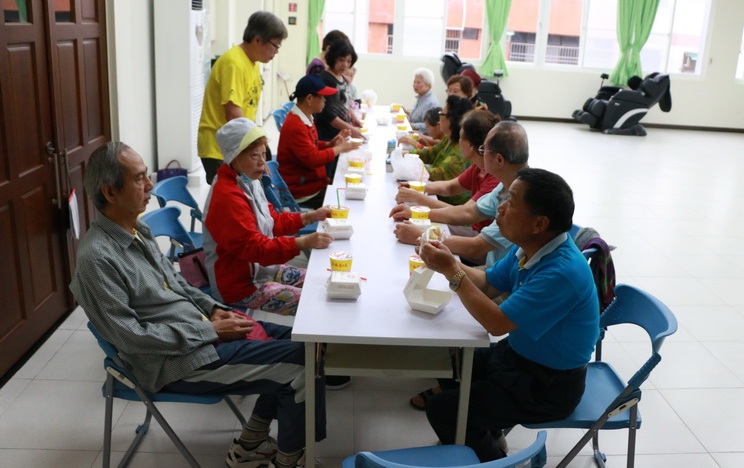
[
  {"xmin": 269, "ymin": 450, "xmax": 305, "ymax": 468},
  {"xmin": 225, "ymin": 437, "xmax": 278, "ymax": 468},
  {"xmin": 325, "ymin": 375, "xmax": 352, "ymax": 390}
]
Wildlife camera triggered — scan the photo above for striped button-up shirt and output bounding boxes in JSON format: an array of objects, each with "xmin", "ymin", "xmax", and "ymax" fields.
[{"xmin": 70, "ymin": 213, "xmax": 223, "ymax": 392}]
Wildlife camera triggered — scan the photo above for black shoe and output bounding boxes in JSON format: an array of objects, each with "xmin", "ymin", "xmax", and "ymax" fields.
[{"xmin": 325, "ymin": 375, "xmax": 351, "ymax": 390}]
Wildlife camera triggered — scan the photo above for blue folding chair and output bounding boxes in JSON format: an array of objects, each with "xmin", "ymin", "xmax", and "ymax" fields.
[
  {"xmin": 524, "ymin": 284, "xmax": 678, "ymax": 468},
  {"xmin": 271, "ymin": 101, "xmax": 295, "ymax": 131},
  {"xmin": 140, "ymin": 206, "xmax": 200, "ymax": 262},
  {"xmin": 87, "ymin": 322, "xmax": 246, "ymax": 468},
  {"xmin": 150, "ymin": 175, "xmax": 203, "ymax": 248},
  {"xmin": 342, "ymin": 431, "xmax": 547, "ymax": 468},
  {"xmin": 264, "ymin": 160, "xmax": 317, "ymax": 236}
]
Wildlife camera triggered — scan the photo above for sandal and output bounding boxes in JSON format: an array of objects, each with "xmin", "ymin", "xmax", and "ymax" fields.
[{"xmin": 409, "ymin": 387, "xmax": 438, "ymax": 411}]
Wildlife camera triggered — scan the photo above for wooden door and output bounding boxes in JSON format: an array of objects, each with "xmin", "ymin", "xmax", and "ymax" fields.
[{"xmin": 0, "ymin": 0, "xmax": 109, "ymax": 378}]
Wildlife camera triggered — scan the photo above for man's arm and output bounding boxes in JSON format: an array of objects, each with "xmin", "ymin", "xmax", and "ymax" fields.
[
  {"xmin": 442, "ymin": 235, "xmax": 494, "ymax": 262},
  {"xmin": 429, "ymin": 200, "xmax": 485, "ymax": 225},
  {"xmin": 224, "ymin": 101, "xmax": 243, "ymax": 121},
  {"xmin": 419, "ymin": 241, "xmax": 514, "ymax": 336}
]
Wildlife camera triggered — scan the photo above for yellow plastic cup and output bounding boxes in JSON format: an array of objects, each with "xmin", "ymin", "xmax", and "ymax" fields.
[
  {"xmin": 329, "ymin": 251, "xmax": 353, "ymax": 272},
  {"xmin": 344, "ymin": 173, "xmax": 362, "ymax": 184},
  {"xmin": 410, "ymin": 206, "xmax": 430, "ymax": 220},
  {"xmin": 395, "ymin": 114, "xmax": 405, "ymax": 123},
  {"xmin": 390, "ymin": 103, "xmax": 401, "ymax": 112},
  {"xmin": 330, "ymin": 205, "xmax": 350, "ymax": 219},
  {"xmin": 348, "ymin": 158, "xmax": 365, "ymax": 169},
  {"xmin": 408, "ymin": 181, "xmax": 426, "ymax": 193},
  {"xmin": 408, "ymin": 254, "xmax": 425, "ymax": 275},
  {"xmin": 397, "ymin": 124, "xmax": 408, "ymax": 131}
]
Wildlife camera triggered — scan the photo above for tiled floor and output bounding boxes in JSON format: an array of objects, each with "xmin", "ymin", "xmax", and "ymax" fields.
[{"xmin": 2, "ymin": 121, "xmax": 744, "ymax": 467}]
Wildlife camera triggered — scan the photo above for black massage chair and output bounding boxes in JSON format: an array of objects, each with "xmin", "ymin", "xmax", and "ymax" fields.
[
  {"xmin": 572, "ymin": 72, "xmax": 672, "ymax": 136},
  {"xmin": 440, "ymin": 52, "xmax": 514, "ymax": 121}
]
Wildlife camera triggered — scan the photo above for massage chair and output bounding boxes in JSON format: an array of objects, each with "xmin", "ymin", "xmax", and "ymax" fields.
[
  {"xmin": 572, "ymin": 72, "xmax": 672, "ymax": 136},
  {"xmin": 440, "ymin": 52, "xmax": 514, "ymax": 121}
]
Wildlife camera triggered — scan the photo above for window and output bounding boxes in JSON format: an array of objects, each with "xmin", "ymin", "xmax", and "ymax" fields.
[
  {"xmin": 504, "ymin": 0, "xmax": 709, "ymax": 75},
  {"xmin": 323, "ymin": 0, "xmax": 484, "ymax": 59}
]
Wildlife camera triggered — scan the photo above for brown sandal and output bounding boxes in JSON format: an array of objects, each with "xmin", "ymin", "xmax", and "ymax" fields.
[{"xmin": 409, "ymin": 388, "xmax": 437, "ymax": 411}]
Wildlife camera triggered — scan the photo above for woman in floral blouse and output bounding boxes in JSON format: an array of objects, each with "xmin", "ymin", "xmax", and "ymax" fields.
[{"xmin": 408, "ymin": 95, "xmax": 474, "ymax": 205}]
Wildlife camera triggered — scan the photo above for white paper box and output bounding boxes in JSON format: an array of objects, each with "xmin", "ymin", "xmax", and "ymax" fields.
[
  {"xmin": 347, "ymin": 165, "xmax": 365, "ymax": 175},
  {"xmin": 409, "ymin": 218, "xmax": 431, "ymax": 227},
  {"xmin": 322, "ymin": 218, "xmax": 354, "ymax": 239},
  {"xmin": 403, "ymin": 267, "xmax": 453, "ymax": 314},
  {"xmin": 345, "ymin": 183, "xmax": 367, "ymax": 200},
  {"xmin": 326, "ymin": 271, "xmax": 362, "ymax": 300}
]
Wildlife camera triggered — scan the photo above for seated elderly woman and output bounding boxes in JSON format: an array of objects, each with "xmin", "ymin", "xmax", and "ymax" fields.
[
  {"xmin": 203, "ymin": 118, "xmax": 334, "ymax": 316},
  {"xmin": 406, "ymin": 95, "xmax": 474, "ymax": 206},
  {"xmin": 404, "ymin": 68, "xmax": 440, "ymax": 134},
  {"xmin": 448, "ymin": 73, "xmax": 487, "ymax": 110},
  {"xmin": 277, "ymin": 74, "xmax": 359, "ymax": 210},
  {"xmin": 390, "ymin": 110, "xmax": 502, "ymax": 263},
  {"xmin": 398, "ymin": 107, "xmax": 443, "ymax": 149}
]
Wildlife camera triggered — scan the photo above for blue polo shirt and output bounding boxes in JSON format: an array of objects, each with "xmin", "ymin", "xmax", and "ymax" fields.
[{"xmin": 486, "ymin": 233, "xmax": 599, "ymax": 370}]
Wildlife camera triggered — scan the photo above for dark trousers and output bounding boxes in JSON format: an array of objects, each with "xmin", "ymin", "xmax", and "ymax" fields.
[
  {"xmin": 163, "ymin": 322, "xmax": 326, "ymax": 453},
  {"xmin": 426, "ymin": 340, "xmax": 586, "ymax": 462}
]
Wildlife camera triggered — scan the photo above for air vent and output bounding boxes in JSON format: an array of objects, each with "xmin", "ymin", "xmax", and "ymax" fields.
[{"xmin": 192, "ymin": 0, "xmax": 203, "ymax": 11}]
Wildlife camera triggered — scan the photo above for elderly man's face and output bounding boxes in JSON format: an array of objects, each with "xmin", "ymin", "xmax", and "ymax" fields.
[{"xmin": 111, "ymin": 148, "xmax": 153, "ymax": 217}]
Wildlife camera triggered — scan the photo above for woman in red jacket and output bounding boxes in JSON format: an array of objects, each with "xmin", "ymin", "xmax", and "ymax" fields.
[
  {"xmin": 277, "ymin": 74, "xmax": 359, "ymax": 209},
  {"xmin": 203, "ymin": 118, "xmax": 334, "ymax": 316}
]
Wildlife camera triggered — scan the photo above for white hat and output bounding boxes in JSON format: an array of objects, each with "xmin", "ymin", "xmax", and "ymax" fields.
[{"xmin": 216, "ymin": 117, "xmax": 267, "ymax": 165}]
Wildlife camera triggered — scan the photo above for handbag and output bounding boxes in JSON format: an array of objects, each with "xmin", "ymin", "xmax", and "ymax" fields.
[
  {"xmin": 157, "ymin": 160, "xmax": 188, "ymax": 182},
  {"xmin": 177, "ymin": 248, "xmax": 209, "ymax": 288},
  {"xmin": 232, "ymin": 309, "xmax": 272, "ymax": 341}
]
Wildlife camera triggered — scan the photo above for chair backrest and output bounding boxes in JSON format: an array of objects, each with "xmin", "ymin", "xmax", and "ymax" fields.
[
  {"xmin": 272, "ymin": 102, "xmax": 295, "ymax": 131},
  {"xmin": 150, "ymin": 175, "xmax": 202, "ymax": 231},
  {"xmin": 140, "ymin": 206, "xmax": 197, "ymax": 260},
  {"xmin": 354, "ymin": 431, "xmax": 547, "ymax": 468},
  {"xmin": 600, "ymin": 284, "xmax": 678, "ymax": 357},
  {"xmin": 265, "ymin": 160, "xmax": 302, "ymax": 212}
]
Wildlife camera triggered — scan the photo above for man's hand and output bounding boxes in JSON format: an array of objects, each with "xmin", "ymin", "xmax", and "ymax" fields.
[
  {"xmin": 210, "ymin": 309, "xmax": 254, "ymax": 342},
  {"xmin": 419, "ymin": 241, "xmax": 459, "ymax": 277},
  {"xmin": 395, "ymin": 186, "xmax": 427, "ymax": 205},
  {"xmin": 389, "ymin": 203, "xmax": 412, "ymax": 221},
  {"xmin": 393, "ymin": 221, "xmax": 425, "ymax": 245}
]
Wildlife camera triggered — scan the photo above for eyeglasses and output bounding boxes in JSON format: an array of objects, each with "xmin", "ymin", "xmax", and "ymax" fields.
[
  {"xmin": 477, "ymin": 145, "xmax": 485, "ymax": 155},
  {"xmin": 267, "ymin": 40, "xmax": 281, "ymax": 51},
  {"xmin": 245, "ymin": 151, "xmax": 267, "ymax": 161},
  {"xmin": 439, "ymin": 111, "xmax": 450, "ymax": 118}
]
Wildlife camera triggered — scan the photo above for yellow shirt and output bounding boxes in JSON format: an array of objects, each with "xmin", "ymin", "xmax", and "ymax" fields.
[{"xmin": 197, "ymin": 45, "xmax": 261, "ymax": 161}]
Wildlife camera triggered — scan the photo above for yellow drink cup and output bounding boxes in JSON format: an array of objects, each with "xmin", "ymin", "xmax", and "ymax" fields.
[
  {"xmin": 408, "ymin": 181, "xmax": 426, "ymax": 193},
  {"xmin": 330, "ymin": 205, "xmax": 350, "ymax": 218},
  {"xmin": 344, "ymin": 173, "xmax": 362, "ymax": 184},
  {"xmin": 410, "ymin": 206, "xmax": 430, "ymax": 220},
  {"xmin": 329, "ymin": 251, "xmax": 353, "ymax": 272},
  {"xmin": 395, "ymin": 114, "xmax": 405, "ymax": 123},
  {"xmin": 391, "ymin": 103, "xmax": 401, "ymax": 112},
  {"xmin": 397, "ymin": 124, "xmax": 408, "ymax": 131},
  {"xmin": 348, "ymin": 158, "xmax": 365, "ymax": 169},
  {"xmin": 408, "ymin": 254, "xmax": 425, "ymax": 274}
]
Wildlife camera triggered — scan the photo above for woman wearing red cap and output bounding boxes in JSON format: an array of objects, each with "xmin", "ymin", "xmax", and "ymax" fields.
[{"xmin": 277, "ymin": 75, "xmax": 360, "ymax": 209}]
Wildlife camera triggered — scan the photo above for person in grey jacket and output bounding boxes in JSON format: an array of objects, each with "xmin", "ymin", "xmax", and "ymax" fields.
[
  {"xmin": 70, "ymin": 141, "xmax": 323, "ymax": 468},
  {"xmin": 406, "ymin": 67, "xmax": 441, "ymax": 133}
]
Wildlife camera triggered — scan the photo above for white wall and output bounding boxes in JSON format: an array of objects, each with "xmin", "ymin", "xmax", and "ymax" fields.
[{"xmin": 107, "ymin": 0, "xmax": 744, "ymax": 165}]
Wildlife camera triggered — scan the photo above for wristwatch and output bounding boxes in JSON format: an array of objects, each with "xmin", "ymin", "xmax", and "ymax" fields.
[{"xmin": 448, "ymin": 270, "xmax": 467, "ymax": 292}]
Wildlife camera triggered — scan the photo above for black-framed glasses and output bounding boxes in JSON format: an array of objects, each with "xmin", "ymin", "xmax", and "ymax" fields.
[
  {"xmin": 267, "ymin": 40, "xmax": 281, "ymax": 51},
  {"xmin": 439, "ymin": 111, "xmax": 450, "ymax": 118}
]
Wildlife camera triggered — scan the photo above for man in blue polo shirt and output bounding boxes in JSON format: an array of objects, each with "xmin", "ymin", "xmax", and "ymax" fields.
[{"xmin": 419, "ymin": 167, "xmax": 599, "ymax": 462}]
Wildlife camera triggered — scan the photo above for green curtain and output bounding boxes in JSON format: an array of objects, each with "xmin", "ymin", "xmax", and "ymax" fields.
[
  {"xmin": 479, "ymin": 0, "xmax": 512, "ymax": 77},
  {"xmin": 306, "ymin": 0, "xmax": 326, "ymax": 65},
  {"xmin": 609, "ymin": 0, "xmax": 660, "ymax": 86},
  {"xmin": 14, "ymin": 0, "xmax": 28, "ymax": 22}
]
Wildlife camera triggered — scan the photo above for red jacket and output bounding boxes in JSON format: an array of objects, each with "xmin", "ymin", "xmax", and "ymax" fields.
[
  {"xmin": 204, "ymin": 164, "xmax": 304, "ymax": 304},
  {"xmin": 276, "ymin": 110, "xmax": 336, "ymax": 199}
]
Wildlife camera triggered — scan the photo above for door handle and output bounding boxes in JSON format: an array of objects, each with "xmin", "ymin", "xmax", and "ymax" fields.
[{"xmin": 45, "ymin": 141, "xmax": 62, "ymax": 209}]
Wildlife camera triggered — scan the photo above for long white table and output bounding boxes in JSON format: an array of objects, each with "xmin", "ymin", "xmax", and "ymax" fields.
[{"xmin": 291, "ymin": 106, "xmax": 490, "ymax": 466}]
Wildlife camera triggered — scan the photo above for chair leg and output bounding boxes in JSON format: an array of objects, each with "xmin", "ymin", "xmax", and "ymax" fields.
[
  {"xmin": 103, "ymin": 375, "xmax": 114, "ymax": 468},
  {"xmin": 591, "ymin": 431, "xmax": 607, "ymax": 467},
  {"xmin": 225, "ymin": 396, "xmax": 248, "ymax": 426},
  {"xmin": 119, "ymin": 411, "xmax": 152, "ymax": 468},
  {"xmin": 129, "ymin": 387, "xmax": 202, "ymax": 468},
  {"xmin": 626, "ymin": 406, "xmax": 638, "ymax": 468},
  {"xmin": 556, "ymin": 412, "xmax": 612, "ymax": 468}
]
